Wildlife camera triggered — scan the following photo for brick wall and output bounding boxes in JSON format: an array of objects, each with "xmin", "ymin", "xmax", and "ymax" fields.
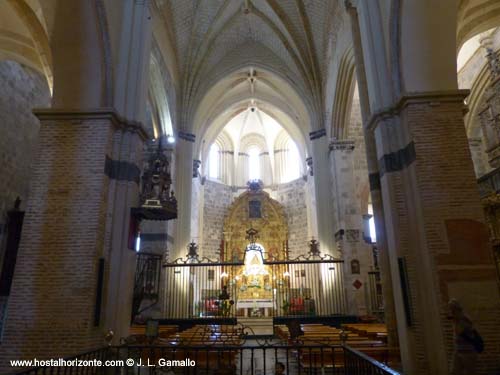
[
  {"xmin": 405, "ymin": 99, "xmax": 500, "ymax": 374},
  {"xmin": 0, "ymin": 116, "xmax": 115, "ymax": 369},
  {"xmin": 0, "ymin": 109, "xmax": 146, "ymax": 370}
]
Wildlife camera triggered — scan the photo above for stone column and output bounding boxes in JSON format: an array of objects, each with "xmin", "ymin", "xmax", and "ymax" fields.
[
  {"xmin": 173, "ymin": 131, "xmax": 195, "ymax": 261},
  {"xmin": 220, "ymin": 150, "xmax": 233, "ymax": 185},
  {"xmin": 260, "ymin": 152, "xmax": 272, "ymax": 185},
  {"xmin": 309, "ymin": 130, "xmax": 338, "ymax": 257},
  {"xmin": 236, "ymin": 152, "xmax": 249, "ymax": 185},
  {"xmin": 274, "ymin": 149, "xmax": 286, "ymax": 183},
  {"xmin": 346, "ymin": 1, "xmax": 399, "ymax": 351},
  {"xmin": 330, "ymin": 140, "xmax": 372, "ymax": 316}
]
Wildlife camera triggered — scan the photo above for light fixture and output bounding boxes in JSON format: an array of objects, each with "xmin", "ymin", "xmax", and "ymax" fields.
[
  {"xmin": 167, "ymin": 135, "xmax": 175, "ymax": 144},
  {"xmin": 283, "ymin": 271, "xmax": 290, "ymax": 277},
  {"xmin": 221, "ymin": 271, "xmax": 228, "ymax": 278}
]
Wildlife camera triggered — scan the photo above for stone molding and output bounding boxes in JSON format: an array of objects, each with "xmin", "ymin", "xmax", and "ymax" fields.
[
  {"xmin": 329, "ymin": 139, "xmax": 355, "ymax": 151},
  {"xmin": 309, "ymin": 128, "xmax": 327, "ymax": 141},
  {"xmin": 274, "ymin": 149, "xmax": 289, "ymax": 154},
  {"xmin": 104, "ymin": 156, "xmax": 141, "ymax": 184},
  {"xmin": 178, "ymin": 130, "xmax": 196, "ymax": 142},
  {"xmin": 366, "ymin": 90, "xmax": 470, "ymax": 131},
  {"xmin": 378, "ymin": 141, "xmax": 416, "ymax": 177},
  {"xmin": 32, "ymin": 107, "xmax": 149, "ymax": 140}
]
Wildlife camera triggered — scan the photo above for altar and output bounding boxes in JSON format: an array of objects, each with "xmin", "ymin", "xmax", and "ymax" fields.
[{"xmin": 236, "ymin": 298, "xmax": 275, "ymax": 317}]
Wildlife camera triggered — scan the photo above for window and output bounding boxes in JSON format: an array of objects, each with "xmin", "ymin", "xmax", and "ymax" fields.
[
  {"xmin": 209, "ymin": 143, "xmax": 219, "ymax": 179},
  {"xmin": 135, "ymin": 232, "xmax": 141, "ymax": 252},
  {"xmin": 248, "ymin": 147, "xmax": 260, "ymax": 180},
  {"xmin": 283, "ymin": 140, "xmax": 300, "ymax": 182},
  {"xmin": 368, "ymin": 204, "xmax": 377, "ymax": 243}
]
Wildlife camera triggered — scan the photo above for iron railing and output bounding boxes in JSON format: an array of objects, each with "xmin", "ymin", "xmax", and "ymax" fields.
[
  {"xmin": 162, "ymin": 257, "xmax": 346, "ymax": 319},
  {"xmin": 344, "ymin": 345, "xmax": 401, "ymax": 375},
  {"xmin": 11, "ymin": 343, "xmax": 400, "ymax": 375},
  {"xmin": 132, "ymin": 252, "xmax": 162, "ymax": 320}
]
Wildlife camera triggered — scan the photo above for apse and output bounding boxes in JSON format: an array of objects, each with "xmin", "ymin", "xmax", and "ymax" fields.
[{"xmin": 205, "ymin": 106, "xmax": 301, "ymax": 186}]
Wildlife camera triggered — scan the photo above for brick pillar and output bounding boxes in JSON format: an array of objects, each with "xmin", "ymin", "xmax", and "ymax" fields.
[
  {"xmin": 372, "ymin": 92, "xmax": 500, "ymax": 374},
  {"xmin": 0, "ymin": 109, "xmax": 146, "ymax": 370}
]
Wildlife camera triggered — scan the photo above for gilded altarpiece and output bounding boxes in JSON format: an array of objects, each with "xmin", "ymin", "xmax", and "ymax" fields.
[
  {"xmin": 222, "ymin": 186, "xmax": 288, "ymax": 263},
  {"xmin": 222, "ymin": 184, "xmax": 289, "ymax": 306}
]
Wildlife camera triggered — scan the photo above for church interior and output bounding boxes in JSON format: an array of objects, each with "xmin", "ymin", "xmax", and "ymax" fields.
[{"xmin": 0, "ymin": 1, "xmax": 500, "ymax": 374}]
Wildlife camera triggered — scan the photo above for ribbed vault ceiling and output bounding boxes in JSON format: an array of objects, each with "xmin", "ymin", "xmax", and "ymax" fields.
[{"xmin": 155, "ymin": 0, "xmax": 342, "ymax": 131}]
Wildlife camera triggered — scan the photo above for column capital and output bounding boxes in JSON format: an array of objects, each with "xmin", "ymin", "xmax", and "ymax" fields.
[
  {"xmin": 367, "ymin": 90, "xmax": 470, "ymax": 131},
  {"xmin": 33, "ymin": 107, "xmax": 149, "ymax": 140}
]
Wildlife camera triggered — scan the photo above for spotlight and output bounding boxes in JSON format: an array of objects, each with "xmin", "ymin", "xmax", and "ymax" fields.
[{"xmin": 167, "ymin": 135, "xmax": 175, "ymax": 144}]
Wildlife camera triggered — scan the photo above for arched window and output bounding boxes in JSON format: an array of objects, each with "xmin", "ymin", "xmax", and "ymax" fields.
[
  {"xmin": 248, "ymin": 147, "xmax": 260, "ymax": 180},
  {"xmin": 209, "ymin": 143, "xmax": 219, "ymax": 179}
]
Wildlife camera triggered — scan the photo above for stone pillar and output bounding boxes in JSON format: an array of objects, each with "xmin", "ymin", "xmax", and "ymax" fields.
[
  {"xmin": 220, "ymin": 150, "xmax": 233, "ymax": 185},
  {"xmin": 274, "ymin": 149, "xmax": 286, "ymax": 183},
  {"xmin": 236, "ymin": 152, "xmax": 249, "ymax": 185},
  {"xmin": 103, "ymin": 116, "xmax": 146, "ymax": 342},
  {"xmin": 173, "ymin": 131, "xmax": 195, "ymax": 261},
  {"xmin": 0, "ymin": 109, "xmax": 146, "ymax": 367},
  {"xmin": 330, "ymin": 140, "xmax": 372, "ymax": 316},
  {"xmin": 309, "ymin": 129, "xmax": 338, "ymax": 257},
  {"xmin": 260, "ymin": 152, "xmax": 272, "ymax": 185},
  {"xmin": 346, "ymin": 1, "xmax": 399, "ymax": 351}
]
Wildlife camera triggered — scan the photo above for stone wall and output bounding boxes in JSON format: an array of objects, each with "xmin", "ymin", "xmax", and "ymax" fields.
[
  {"xmin": 273, "ymin": 178, "xmax": 309, "ymax": 257},
  {"xmin": 199, "ymin": 179, "xmax": 310, "ymax": 259},
  {"xmin": 201, "ymin": 179, "xmax": 233, "ymax": 258},
  {"xmin": 0, "ymin": 61, "xmax": 50, "ymax": 250}
]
